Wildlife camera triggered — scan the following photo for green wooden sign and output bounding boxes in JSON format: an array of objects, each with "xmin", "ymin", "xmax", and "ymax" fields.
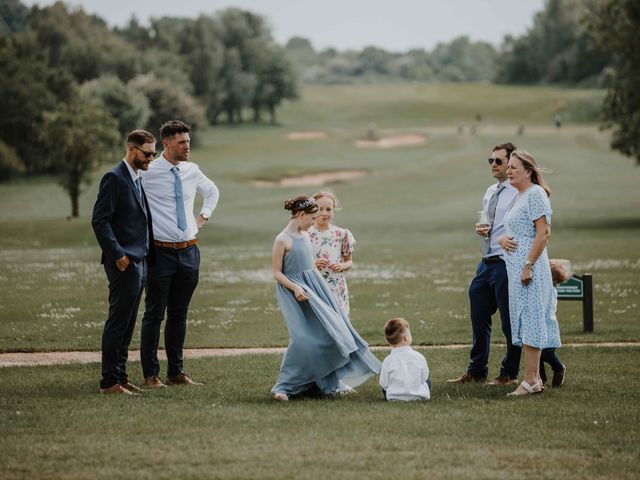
[{"xmin": 557, "ymin": 275, "xmax": 584, "ymax": 299}]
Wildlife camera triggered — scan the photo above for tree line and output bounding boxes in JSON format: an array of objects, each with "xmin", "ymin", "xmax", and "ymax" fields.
[
  {"xmin": 0, "ymin": 0, "xmax": 298, "ymax": 215},
  {"xmin": 286, "ymin": 0, "xmax": 610, "ymax": 87}
]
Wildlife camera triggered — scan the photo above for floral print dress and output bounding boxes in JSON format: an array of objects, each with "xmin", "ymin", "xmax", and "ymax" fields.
[{"xmin": 308, "ymin": 225, "xmax": 356, "ymax": 316}]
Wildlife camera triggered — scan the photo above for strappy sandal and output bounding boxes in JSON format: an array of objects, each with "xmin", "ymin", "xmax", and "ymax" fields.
[{"xmin": 506, "ymin": 380, "xmax": 543, "ymax": 397}]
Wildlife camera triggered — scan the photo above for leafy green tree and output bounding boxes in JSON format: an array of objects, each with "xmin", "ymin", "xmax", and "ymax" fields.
[
  {"xmin": 43, "ymin": 98, "xmax": 119, "ymax": 217},
  {"xmin": 586, "ymin": 0, "xmax": 640, "ymax": 163},
  {"xmin": 130, "ymin": 73, "xmax": 206, "ymax": 141},
  {"xmin": 0, "ymin": 0, "xmax": 28, "ymax": 34},
  {"xmin": 80, "ymin": 75, "xmax": 150, "ymax": 139},
  {"xmin": 252, "ymin": 47, "xmax": 298, "ymax": 123},
  {"xmin": 0, "ymin": 33, "xmax": 74, "ymax": 174},
  {"xmin": 25, "ymin": 2, "xmax": 142, "ymax": 83}
]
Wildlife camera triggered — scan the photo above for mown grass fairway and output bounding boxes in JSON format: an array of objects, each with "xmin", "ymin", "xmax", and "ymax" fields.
[
  {"xmin": 0, "ymin": 83, "xmax": 638, "ymax": 479},
  {"xmin": 0, "ymin": 84, "xmax": 637, "ymax": 351}
]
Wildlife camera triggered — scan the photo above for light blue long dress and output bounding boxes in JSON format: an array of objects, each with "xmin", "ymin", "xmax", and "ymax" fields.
[
  {"xmin": 504, "ymin": 184, "xmax": 561, "ymax": 349},
  {"xmin": 271, "ymin": 232, "xmax": 381, "ymax": 396}
]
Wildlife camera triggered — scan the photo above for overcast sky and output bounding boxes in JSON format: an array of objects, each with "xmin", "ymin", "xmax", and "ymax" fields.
[{"xmin": 22, "ymin": 0, "xmax": 545, "ymax": 51}]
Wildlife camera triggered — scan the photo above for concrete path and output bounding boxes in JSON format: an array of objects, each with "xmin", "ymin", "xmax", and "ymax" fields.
[{"xmin": 1, "ymin": 342, "xmax": 638, "ymax": 368}]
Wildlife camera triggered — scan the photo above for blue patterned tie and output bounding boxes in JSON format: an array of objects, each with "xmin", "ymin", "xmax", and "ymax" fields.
[
  {"xmin": 171, "ymin": 167, "xmax": 187, "ymax": 231},
  {"xmin": 134, "ymin": 177, "xmax": 143, "ymax": 204}
]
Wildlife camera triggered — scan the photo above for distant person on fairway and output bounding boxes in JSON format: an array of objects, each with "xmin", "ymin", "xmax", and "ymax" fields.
[
  {"xmin": 308, "ymin": 191, "xmax": 356, "ymax": 317},
  {"xmin": 270, "ymin": 195, "xmax": 381, "ymax": 401},
  {"xmin": 139, "ymin": 120, "xmax": 219, "ymax": 388},
  {"xmin": 91, "ymin": 129, "xmax": 157, "ymax": 395},
  {"xmin": 448, "ymin": 142, "xmax": 521, "ymax": 386},
  {"xmin": 379, "ymin": 317, "xmax": 431, "ymax": 401}
]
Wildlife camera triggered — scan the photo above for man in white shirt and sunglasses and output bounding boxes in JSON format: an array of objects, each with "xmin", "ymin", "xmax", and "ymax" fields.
[{"xmin": 448, "ymin": 142, "xmax": 521, "ymax": 386}]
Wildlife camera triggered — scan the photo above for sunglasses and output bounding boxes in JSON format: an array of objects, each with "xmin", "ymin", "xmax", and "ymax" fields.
[
  {"xmin": 132, "ymin": 145, "xmax": 157, "ymax": 159},
  {"xmin": 488, "ymin": 157, "xmax": 504, "ymax": 166}
]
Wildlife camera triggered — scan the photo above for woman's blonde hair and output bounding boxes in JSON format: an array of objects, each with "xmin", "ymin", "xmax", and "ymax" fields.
[
  {"xmin": 510, "ymin": 150, "xmax": 551, "ymax": 197},
  {"xmin": 312, "ymin": 190, "xmax": 342, "ymax": 210}
]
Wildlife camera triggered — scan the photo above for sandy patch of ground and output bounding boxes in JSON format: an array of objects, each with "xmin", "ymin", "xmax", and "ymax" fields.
[
  {"xmin": 2, "ymin": 342, "xmax": 638, "ymax": 367},
  {"xmin": 355, "ymin": 133, "xmax": 426, "ymax": 149},
  {"xmin": 251, "ymin": 170, "xmax": 368, "ymax": 188},
  {"xmin": 287, "ymin": 131, "xmax": 329, "ymax": 140}
]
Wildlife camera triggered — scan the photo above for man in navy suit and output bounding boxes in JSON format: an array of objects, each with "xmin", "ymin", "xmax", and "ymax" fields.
[{"xmin": 92, "ymin": 129, "xmax": 157, "ymax": 395}]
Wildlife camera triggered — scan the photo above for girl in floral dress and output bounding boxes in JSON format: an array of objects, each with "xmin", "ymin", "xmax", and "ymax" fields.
[{"xmin": 308, "ymin": 191, "xmax": 356, "ymax": 316}]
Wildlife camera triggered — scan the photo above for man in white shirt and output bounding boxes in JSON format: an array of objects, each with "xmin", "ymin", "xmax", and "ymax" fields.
[
  {"xmin": 140, "ymin": 120, "xmax": 220, "ymax": 387},
  {"xmin": 448, "ymin": 142, "xmax": 522, "ymax": 386}
]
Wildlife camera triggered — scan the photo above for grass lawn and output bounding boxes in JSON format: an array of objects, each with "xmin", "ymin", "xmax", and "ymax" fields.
[{"xmin": 1, "ymin": 346, "xmax": 639, "ymax": 479}]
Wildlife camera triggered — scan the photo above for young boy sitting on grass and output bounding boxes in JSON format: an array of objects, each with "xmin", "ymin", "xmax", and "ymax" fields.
[{"xmin": 379, "ymin": 317, "xmax": 431, "ymax": 401}]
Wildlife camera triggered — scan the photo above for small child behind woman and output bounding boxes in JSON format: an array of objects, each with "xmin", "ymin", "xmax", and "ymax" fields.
[
  {"xmin": 379, "ymin": 318, "xmax": 431, "ymax": 401},
  {"xmin": 539, "ymin": 259, "xmax": 571, "ymax": 387}
]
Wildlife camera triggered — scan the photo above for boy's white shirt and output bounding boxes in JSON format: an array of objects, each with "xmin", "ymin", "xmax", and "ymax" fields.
[{"xmin": 379, "ymin": 346, "xmax": 430, "ymax": 401}]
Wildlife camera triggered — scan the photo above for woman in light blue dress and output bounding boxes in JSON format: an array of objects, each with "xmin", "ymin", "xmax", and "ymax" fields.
[
  {"xmin": 499, "ymin": 150, "xmax": 561, "ymax": 397},
  {"xmin": 270, "ymin": 195, "xmax": 381, "ymax": 401}
]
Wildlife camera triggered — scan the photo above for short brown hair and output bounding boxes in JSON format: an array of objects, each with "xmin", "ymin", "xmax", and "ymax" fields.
[
  {"xmin": 127, "ymin": 129, "xmax": 156, "ymax": 146},
  {"xmin": 160, "ymin": 120, "xmax": 191, "ymax": 139},
  {"xmin": 384, "ymin": 317, "xmax": 409, "ymax": 346},
  {"xmin": 492, "ymin": 142, "xmax": 517, "ymax": 158}
]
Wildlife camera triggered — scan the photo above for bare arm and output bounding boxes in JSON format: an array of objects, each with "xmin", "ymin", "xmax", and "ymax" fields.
[
  {"xmin": 329, "ymin": 252, "xmax": 352, "ymax": 272},
  {"xmin": 272, "ymin": 235, "xmax": 308, "ymax": 301},
  {"xmin": 521, "ymin": 216, "xmax": 551, "ymax": 286}
]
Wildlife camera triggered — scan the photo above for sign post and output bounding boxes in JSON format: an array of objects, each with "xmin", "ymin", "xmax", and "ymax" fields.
[{"xmin": 557, "ymin": 273, "xmax": 594, "ymax": 333}]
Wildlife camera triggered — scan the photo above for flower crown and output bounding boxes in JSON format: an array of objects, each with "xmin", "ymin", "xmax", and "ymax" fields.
[{"xmin": 297, "ymin": 198, "xmax": 317, "ymax": 211}]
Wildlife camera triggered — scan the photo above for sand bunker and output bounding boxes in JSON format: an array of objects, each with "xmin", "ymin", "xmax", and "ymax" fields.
[
  {"xmin": 251, "ymin": 170, "xmax": 367, "ymax": 188},
  {"xmin": 287, "ymin": 131, "xmax": 329, "ymax": 140},
  {"xmin": 355, "ymin": 133, "xmax": 426, "ymax": 149}
]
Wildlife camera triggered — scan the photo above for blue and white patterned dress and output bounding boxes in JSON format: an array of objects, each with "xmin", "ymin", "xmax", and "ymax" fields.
[{"xmin": 504, "ymin": 184, "xmax": 561, "ymax": 349}]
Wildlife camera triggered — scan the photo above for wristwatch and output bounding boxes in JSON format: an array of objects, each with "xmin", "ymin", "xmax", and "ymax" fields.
[{"xmin": 524, "ymin": 260, "xmax": 534, "ymax": 269}]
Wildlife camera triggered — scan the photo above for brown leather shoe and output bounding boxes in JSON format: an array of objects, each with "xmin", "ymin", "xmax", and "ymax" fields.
[
  {"xmin": 552, "ymin": 365, "xmax": 566, "ymax": 387},
  {"xmin": 100, "ymin": 384, "xmax": 134, "ymax": 395},
  {"xmin": 487, "ymin": 376, "xmax": 519, "ymax": 386},
  {"xmin": 121, "ymin": 381, "xmax": 142, "ymax": 393},
  {"xmin": 446, "ymin": 373, "xmax": 486, "ymax": 384},
  {"xmin": 144, "ymin": 376, "xmax": 168, "ymax": 389},
  {"xmin": 166, "ymin": 372, "xmax": 204, "ymax": 386}
]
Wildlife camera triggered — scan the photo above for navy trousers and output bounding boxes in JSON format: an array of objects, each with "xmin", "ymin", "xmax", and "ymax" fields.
[
  {"xmin": 101, "ymin": 258, "xmax": 147, "ymax": 389},
  {"xmin": 140, "ymin": 245, "xmax": 200, "ymax": 378},
  {"xmin": 540, "ymin": 348, "xmax": 564, "ymax": 383},
  {"xmin": 467, "ymin": 259, "xmax": 521, "ymax": 379}
]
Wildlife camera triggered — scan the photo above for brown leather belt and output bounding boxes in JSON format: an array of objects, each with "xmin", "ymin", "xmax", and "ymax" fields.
[{"xmin": 154, "ymin": 238, "xmax": 198, "ymax": 249}]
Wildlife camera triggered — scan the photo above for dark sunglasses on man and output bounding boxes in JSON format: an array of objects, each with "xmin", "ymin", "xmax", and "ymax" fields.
[
  {"xmin": 131, "ymin": 144, "xmax": 157, "ymax": 159},
  {"xmin": 488, "ymin": 157, "xmax": 504, "ymax": 166}
]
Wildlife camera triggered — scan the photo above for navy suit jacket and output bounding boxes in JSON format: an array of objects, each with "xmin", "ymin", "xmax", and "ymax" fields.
[{"xmin": 92, "ymin": 161, "xmax": 156, "ymax": 265}]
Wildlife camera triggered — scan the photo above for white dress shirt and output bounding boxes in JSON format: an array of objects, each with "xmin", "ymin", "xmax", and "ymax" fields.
[
  {"xmin": 141, "ymin": 155, "xmax": 219, "ymax": 242},
  {"xmin": 481, "ymin": 179, "xmax": 518, "ymax": 257},
  {"xmin": 122, "ymin": 159, "xmax": 140, "ymax": 184},
  {"xmin": 379, "ymin": 346, "xmax": 430, "ymax": 401}
]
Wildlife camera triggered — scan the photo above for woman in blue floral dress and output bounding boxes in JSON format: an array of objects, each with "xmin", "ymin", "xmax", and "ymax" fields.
[
  {"xmin": 499, "ymin": 150, "xmax": 561, "ymax": 397},
  {"xmin": 308, "ymin": 191, "xmax": 356, "ymax": 316}
]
